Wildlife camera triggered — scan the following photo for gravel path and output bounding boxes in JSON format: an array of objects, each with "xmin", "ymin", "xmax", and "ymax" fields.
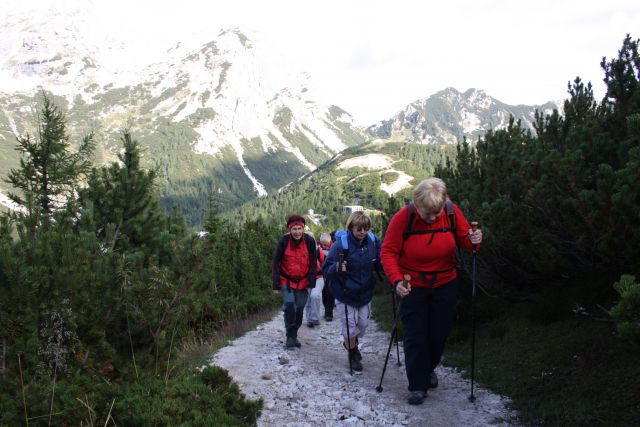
[{"xmin": 209, "ymin": 311, "xmax": 520, "ymax": 426}]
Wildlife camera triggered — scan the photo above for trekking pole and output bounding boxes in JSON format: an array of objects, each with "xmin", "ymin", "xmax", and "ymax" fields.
[
  {"xmin": 376, "ymin": 274, "xmax": 411, "ymax": 392},
  {"xmin": 390, "ymin": 288, "xmax": 402, "ymax": 366},
  {"xmin": 469, "ymin": 221, "xmax": 479, "ymax": 402},
  {"xmin": 340, "ymin": 253, "xmax": 353, "ymax": 376}
]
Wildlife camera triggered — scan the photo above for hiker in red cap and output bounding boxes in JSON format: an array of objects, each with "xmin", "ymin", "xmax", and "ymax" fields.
[{"xmin": 272, "ymin": 214, "xmax": 318, "ymax": 348}]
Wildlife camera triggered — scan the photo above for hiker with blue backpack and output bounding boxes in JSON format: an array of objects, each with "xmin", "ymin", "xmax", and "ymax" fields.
[
  {"xmin": 272, "ymin": 214, "xmax": 318, "ymax": 349},
  {"xmin": 323, "ymin": 211, "xmax": 382, "ymax": 372},
  {"xmin": 381, "ymin": 177, "xmax": 482, "ymax": 405}
]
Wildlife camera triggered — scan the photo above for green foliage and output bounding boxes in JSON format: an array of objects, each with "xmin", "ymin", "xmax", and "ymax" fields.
[
  {"xmin": 446, "ymin": 281, "xmax": 640, "ymax": 427},
  {"xmin": 0, "ymin": 367, "xmax": 261, "ymax": 426},
  {"xmin": 438, "ymin": 35, "xmax": 640, "ymax": 287},
  {"xmin": 78, "ymin": 131, "xmax": 169, "ymax": 253},
  {"xmin": 5, "ymin": 91, "xmax": 94, "ymax": 223},
  {"xmin": 0, "ymin": 116, "xmax": 274, "ymax": 423},
  {"xmin": 610, "ymin": 275, "xmax": 640, "ymax": 344}
]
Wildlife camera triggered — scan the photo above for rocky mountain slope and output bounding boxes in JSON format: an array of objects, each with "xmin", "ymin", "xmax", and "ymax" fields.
[
  {"xmin": 0, "ymin": 5, "xmax": 364, "ymax": 220},
  {"xmin": 366, "ymin": 87, "xmax": 561, "ymax": 144}
]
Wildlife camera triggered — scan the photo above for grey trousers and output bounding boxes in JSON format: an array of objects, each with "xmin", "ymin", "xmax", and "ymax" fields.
[
  {"xmin": 281, "ymin": 285, "xmax": 309, "ymax": 338},
  {"xmin": 305, "ymin": 278, "xmax": 325, "ymax": 322}
]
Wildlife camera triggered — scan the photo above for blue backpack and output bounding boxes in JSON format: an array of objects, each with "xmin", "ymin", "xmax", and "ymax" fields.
[
  {"xmin": 334, "ymin": 230, "xmax": 382, "ymax": 280},
  {"xmin": 334, "ymin": 229, "xmax": 377, "ymax": 258}
]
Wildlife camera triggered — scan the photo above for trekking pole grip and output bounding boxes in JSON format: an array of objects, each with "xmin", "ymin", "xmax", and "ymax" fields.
[{"xmin": 471, "ymin": 221, "xmax": 479, "ymax": 252}]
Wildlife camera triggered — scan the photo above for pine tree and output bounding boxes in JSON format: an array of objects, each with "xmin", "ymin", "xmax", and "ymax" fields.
[
  {"xmin": 203, "ymin": 190, "xmax": 225, "ymax": 238},
  {"xmin": 5, "ymin": 92, "xmax": 94, "ymax": 227},
  {"xmin": 79, "ymin": 131, "xmax": 166, "ymax": 253}
]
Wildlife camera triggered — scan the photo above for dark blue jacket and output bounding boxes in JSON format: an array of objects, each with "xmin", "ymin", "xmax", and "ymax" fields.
[{"xmin": 322, "ymin": 230, "xmax": 382, "ymax": 307}]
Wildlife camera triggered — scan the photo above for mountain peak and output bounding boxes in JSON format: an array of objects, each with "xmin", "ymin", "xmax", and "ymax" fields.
[{"xmin": 366, "ymin": 88, "xmax": 558, "ymax": 144}]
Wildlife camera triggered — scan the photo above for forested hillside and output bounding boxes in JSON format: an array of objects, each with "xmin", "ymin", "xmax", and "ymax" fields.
[{"xmin": 233, "ymin": 142, "xmax": 457, "ymax": 233}]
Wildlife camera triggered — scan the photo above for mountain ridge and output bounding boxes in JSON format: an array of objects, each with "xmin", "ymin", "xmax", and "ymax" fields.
[
  {"xmin": 0, "ymin": 8, "xmax": 365, "ymax": 222},
  {"xmin": 365, "ymin": 87, "xmax": 562, "ymax": 144},
  {"xmin": 0, "ymin": 5, "xmax": 561, "ymax": 226}
]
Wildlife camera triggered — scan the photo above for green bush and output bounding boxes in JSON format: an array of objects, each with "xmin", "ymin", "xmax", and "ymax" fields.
[
  {"xmin": 610, "ymin": 274, "xmax": 640, "ymax": 344},
  {"xmin": 0, "ymin": 100, "xmax": 275, "ymax": 426},
  {"xmin": 0, "ymin": 367, "xmax": 261, "ymax": 426}
]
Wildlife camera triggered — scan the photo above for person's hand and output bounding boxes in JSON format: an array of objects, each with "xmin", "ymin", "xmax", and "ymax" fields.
[
  {"xmin": 469, "ymin": 228, "xmax": 483, "ymax": 245},
  {"xmin": 337, "ymin": 261, "xmax": 347, "ymax": 273},
  {"xmin": 395, "ymin": 280, "xmax": 411, "ymax": 298},
  {"xmin": 272, "ymin": 289, "xmax": 281, "ymax": 294}
]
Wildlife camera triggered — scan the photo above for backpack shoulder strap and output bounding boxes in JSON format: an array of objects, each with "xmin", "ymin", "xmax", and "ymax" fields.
[
  {"xmin": 444, "ymin": 198, "xmax": 463, "ymax": 268},
  {"xmin": 304, "ymin": 233, "xmax": 317, "ymax": 253},
  {"xmin": 304, "ymin": 234, "xmax": 318, "ymax": 275},
  {"xmin": 403, "ymin": 200, "xmax": 457, "ymax": 240},
  {"xmin": 334, "ymin": 230, "xmax": 349, "ymax": 261},
  {"xmin": 278, "ymin": 233, "xmax": 291, "ymax": 256},
  {"xmin": 444, "ymin": 199, "xmax": 456, "ymax": 232},
  {"xmin": 403, "ymin": 202, "xmax": 417, "ymax": 240}
]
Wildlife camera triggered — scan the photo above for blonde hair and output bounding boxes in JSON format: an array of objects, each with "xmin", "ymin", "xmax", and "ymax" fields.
[
  {"xmin": 413, "ymin": 177, "xmax": 447, "ymax": 213},
  {"xmin": 346, "ymin": 210, "xmax": 372, "ymax": 231}
]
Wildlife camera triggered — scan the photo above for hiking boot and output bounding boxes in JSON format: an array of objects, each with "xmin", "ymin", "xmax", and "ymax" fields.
[
  {"xmin": 349, "ymin": 348, "xmax": 363, "ymax": 371},
  {"xmin": 343, "ymin": 338, "xmax": 362, "ymax": 360},
  {"xmin": 351, "ymin": 344, "xmax": 362, "ymax": 362},
  {"xmin": 429, "ymin": 371, "xmax": 439, "ymax": 389},
  {"xmin": 307, "ymin": 321, "xmax": 315, "ymax": 328},
  {"xmin": 312, "ymin": 320, "xmax": 320, "ymax": 326},
  {"xmin": 407, "ymin": 390, "xmax": 427, "ymax": 405},
  {"xmin": 294, "ymin": 338, "xmax": 302, "ymax": 347},
  {"xmin": 324, "ymin": 313, "xmax": 333, "ymax": 321},
  {"xmin": 285, "ymin": 337, "xmax": 297, "ymax": 348}
]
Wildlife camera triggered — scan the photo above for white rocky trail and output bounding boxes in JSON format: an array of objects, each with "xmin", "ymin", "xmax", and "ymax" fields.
[{"xmin": 210, "ymin": 311, "xmax": 520, "ymax": 426}]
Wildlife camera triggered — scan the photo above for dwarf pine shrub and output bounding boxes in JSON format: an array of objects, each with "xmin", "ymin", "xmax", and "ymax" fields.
[{"xmin": 610, "ymin": 274, "xmax": 640, "ymax": 345}]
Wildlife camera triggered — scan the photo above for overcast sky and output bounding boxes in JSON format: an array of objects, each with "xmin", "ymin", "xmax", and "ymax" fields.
[{"xmin": 5, "ymin": 0, "xmax": 640, "ymax": 125}]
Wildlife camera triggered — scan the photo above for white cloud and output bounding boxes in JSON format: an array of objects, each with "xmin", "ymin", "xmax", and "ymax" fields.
[{"xmin": 3, "ymin": 0, "xmax": 639, "ymax": 125}]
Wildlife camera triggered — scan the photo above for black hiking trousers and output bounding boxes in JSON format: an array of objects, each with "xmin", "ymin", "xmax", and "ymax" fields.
[
  {"xmin": 322, "ymin": 282, "xmax": 335, "ymax": 315},
  {"xmin": 400, "ymin": 278, "xmax": 458, "ymax": 392}
]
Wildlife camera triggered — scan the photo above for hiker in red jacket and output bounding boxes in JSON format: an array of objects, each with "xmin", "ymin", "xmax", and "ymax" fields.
[
  {"xmin": 272, "ymin": 214, "xmax": 317, "ymax": 348},
  {"xmin": 381, "ymin": 177, "xmax": 482, "ymax": 405}
]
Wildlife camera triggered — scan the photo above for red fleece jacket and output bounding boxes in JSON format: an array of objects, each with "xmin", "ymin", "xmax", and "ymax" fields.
[{"xmin": 381, "ymin": 203, "xmax": 478, "ymax": 288}]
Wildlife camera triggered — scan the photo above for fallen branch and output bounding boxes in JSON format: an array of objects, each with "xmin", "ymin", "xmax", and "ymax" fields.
[{"xmin": 573, "ymin": 304, "xmax": 617, "ymax": 323}]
